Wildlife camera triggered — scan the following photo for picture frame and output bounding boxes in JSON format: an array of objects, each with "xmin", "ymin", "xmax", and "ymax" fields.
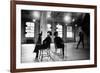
[{"xmin": 10, "ymin": 0, "xmax": 97, "ymax": 72}]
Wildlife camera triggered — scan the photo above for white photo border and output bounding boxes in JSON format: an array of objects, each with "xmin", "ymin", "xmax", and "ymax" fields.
[{"xmin": 16, "ymin": 4, "xmax": 95, "ymax": 69}]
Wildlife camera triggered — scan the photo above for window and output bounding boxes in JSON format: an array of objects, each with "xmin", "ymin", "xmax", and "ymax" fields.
[
  {"xmin": 25, "ymin": 22, "xmax": 35, "ymax": 37},
  {"xmin": 47, "ymin": 24, "xmax": 51, "ymax": 31},
  {"xmin": 67, "ymin": 26, "xmax": 73, "ymax": 38},
  {"xmin": 56, "ymin": 24, "xmax": 62, "ymax": 37}
]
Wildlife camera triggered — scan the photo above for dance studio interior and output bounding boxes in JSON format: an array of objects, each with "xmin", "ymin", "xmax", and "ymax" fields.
[{"xmin": 21, "ymin": 10, "xmax": 90, "ymax": 63}]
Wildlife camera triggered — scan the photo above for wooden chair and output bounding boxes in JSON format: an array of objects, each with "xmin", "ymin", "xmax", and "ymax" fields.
[
  {"xmin": 55, "ymin": 43, "xmax": 63, "ymax": 55},
  {"xmin": 38, "ymin": 45, "xmax": 51, "ymax": 61}
]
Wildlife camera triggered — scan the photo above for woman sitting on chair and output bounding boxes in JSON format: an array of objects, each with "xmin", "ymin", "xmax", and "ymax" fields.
[
  {"xmin": 34, "ymin": 31, "xmax": 52, "ymax": 60},
  {"xmin": 34, "ymin": 32, "xmax": 42, "ymax": 60},
  {"xmin": 42, "ymin": 31, "xmax": 52, "ymax": 49},
  {"xmin": 54, "ymin": 31, "xmax": 64, "ymax": 58}
]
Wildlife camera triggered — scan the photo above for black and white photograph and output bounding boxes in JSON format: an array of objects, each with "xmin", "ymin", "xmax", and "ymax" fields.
[
  {"xmin": 21, "ymin": 10, "xmax": 90, "ymax": 63},
  {"xmin": 11, "ymin": 1, "xmax": 97, "ymax": 72}
]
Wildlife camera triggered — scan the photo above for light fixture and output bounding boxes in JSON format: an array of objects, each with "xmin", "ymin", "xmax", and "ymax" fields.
[
  {"xmin": 65, "ymin": 23, "xmax": 68, "ymax": 26},
  {"xmin": 75, "ymin": 24, "xmax": 77, "ymax": 27},
  {"xmin": 64, "ymin": 13, "xmax": 72, "ymax": 24},
  {"xmin": 72, "ymin": 18, "xmax": 75, "ymax": 22},
  {"xmin": 47, "ymin": 12, "xmax": 51, "ymax": 18},
  {"xmin": 32, "ymin": 11, "xmax": 40, "ymax": 19},
  {"xmin": 33, "ymin": 19, "xmax": 36, "ymax": 22}
]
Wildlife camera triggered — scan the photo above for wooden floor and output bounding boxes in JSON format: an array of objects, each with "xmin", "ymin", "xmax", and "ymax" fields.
[{"xmin": 21, "ymin": 42, "xmax": 90, "ymax": 63}]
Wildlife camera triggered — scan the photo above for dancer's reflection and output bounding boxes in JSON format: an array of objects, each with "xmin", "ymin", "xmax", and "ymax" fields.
[
  {"xmin": 34, "ymin": 32, "xmax": 42, "ymax": 60},
  {"xmin": 76, "ymin": 27, "xmax": 84, "ymax": 49}
]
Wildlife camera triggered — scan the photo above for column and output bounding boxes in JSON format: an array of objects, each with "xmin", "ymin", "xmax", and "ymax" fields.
[{"xmin": 40, "ymin": 11, "xmax": 47, "ymax": 41}]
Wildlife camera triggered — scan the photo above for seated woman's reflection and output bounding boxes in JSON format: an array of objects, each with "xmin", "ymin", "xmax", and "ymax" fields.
[
  {"xmin": 54, "ymin": 31, "xmax": 64, "ymax": 58},
  {"xmin": 33, "ymin": 31, "xmax": 52, "ymax": 60}
]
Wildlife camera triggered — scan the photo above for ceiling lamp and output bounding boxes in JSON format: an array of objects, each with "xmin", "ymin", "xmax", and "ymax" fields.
[
  {"xmin": 72, "ymin": 18, "xmax": 75, "ymax": 22},
  {"xmin": 32, "ymin": 11, "xmax": 40, "ymax": 19},
  {"xmin": 33, "ymin": 19, "xmax": 36, "ymax": 22},
  {"xmin": 64, "ymin": 13, "xmax": 72, "ymax": 24},
  {"xmin": 47, "ymin": 12, "xmax": 51, "ymax": 18}
]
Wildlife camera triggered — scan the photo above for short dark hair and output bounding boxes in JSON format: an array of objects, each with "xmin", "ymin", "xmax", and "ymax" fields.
[
  {"xmin": 47, "ymin": 31, "xmax": 52, "ymax": 35},
  {"xmin": 54, "ymin": 31, "xmax": 58, "ymax": 36}
]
